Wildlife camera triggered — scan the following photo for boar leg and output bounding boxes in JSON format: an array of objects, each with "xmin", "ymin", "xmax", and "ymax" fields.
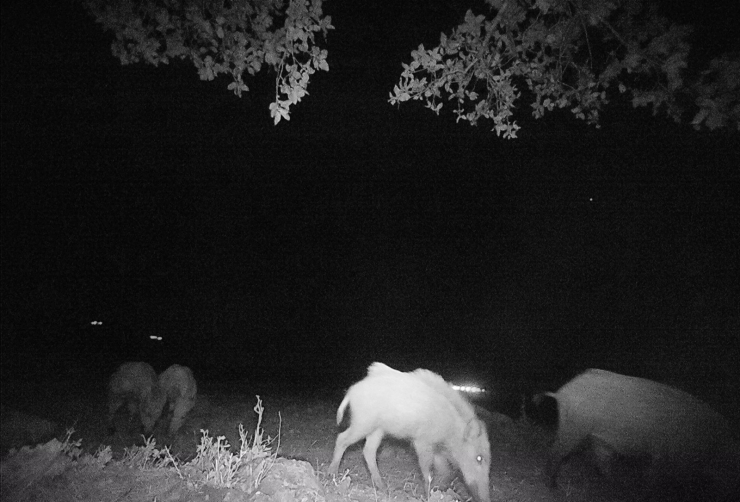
[
  {"xmin": 413, "ymin": 442, "xmax": 434, "ymax": 496},
  {"xmin": 363, "ymin": 429, "xmax": 386, "ymax": 490},
  {"xmin": 433, "ymin": 454, "xmax": 450, "ymax": 487},
  {"xmin": 328, "ymin": 425, "xmax": 368, "ymax": 476},
  {"xmin": 168, "ymin": 398, "xmax": 194, "ymax": 435},
  {"xmin": 547, "ymin": 434, "xmax": 585, "ymax": 488},
  {"xmin": 107, "ymin": 396, "xmax": 125, "ymax": 435}
]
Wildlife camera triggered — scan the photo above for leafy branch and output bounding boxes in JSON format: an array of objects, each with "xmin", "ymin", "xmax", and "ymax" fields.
[
  {"xmin": 83, "ymin": 0, "xmax": 334, "ymax": 124},
  {"xmin": 390, "ymin": 0, "xmax": 738, "ymax": 137}
]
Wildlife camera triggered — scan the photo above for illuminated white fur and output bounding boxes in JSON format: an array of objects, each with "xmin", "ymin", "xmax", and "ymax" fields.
[{"xmin": 328, "ymin": 363, "xmax": 490, "ymax": 502}]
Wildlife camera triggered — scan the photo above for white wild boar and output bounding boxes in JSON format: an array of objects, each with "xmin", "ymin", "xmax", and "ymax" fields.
[
  {"xmin": 546, "ymin": 369, "xmax": 740, "ymax": 500},
  {"xmin": 327, "ymin": 362, "xmax": 491, "ymax": 502},
  {"xmin": 157, "ymin": 364, "xmax": 197, "ymax": 435},
  {"xmin": 107, "ymin": 361, "xmax": 164, "ymax": 435}
]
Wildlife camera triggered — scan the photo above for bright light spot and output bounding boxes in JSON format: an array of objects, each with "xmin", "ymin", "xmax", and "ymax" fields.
[
  {"xmin": 149, "ymin": 335, "xmax": 163, "ymax": 342},
  {"xmin": 452, "ymin": 384, "xmax": 487, "ymax": 395},
  {"xmin": 90, "ymin": 321, "xmax": 103, "ymax": 326}
]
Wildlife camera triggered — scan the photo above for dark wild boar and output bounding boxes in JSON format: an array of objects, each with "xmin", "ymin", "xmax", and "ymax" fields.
[
  {"xmin": 157, "ymin": 364, "xmax": 197, "ymax": 435},
  {"xmin": 107, "ymin": 361, "xmax": 164, "ymax": 435},
  {"xmin": 546, "ymin": 369, "xmax": 740, "ymax": 501}
]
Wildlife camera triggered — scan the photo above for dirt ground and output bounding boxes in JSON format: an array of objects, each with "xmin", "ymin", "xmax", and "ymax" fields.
[{"xmin": 0, "ymin": 378, "xmax": 727, "ymax": 502}]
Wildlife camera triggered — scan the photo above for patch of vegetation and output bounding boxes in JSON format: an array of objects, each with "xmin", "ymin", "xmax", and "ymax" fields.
[
  {"xmin": 181, "ymin": 395, "xmax": 279, "ymax": 491},
  {"xmin": 0, "ymin": 397, "xmax": 278, "ymax": 502}
]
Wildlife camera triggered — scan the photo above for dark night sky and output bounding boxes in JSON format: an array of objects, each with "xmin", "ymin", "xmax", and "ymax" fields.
[{"xmin": 1, "ymin": 1, "xmax": 739, "ymax": 399}]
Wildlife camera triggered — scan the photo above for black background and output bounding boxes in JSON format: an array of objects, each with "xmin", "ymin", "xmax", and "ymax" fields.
[{"xmin": 1, "ymin": 1, "xmax": 738, "ymax": 412}]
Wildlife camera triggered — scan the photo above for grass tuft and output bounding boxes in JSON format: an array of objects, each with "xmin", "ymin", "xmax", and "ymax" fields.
[{"xmin": 182, "ymin": 395, "xmax": 279, "ymax": 491}]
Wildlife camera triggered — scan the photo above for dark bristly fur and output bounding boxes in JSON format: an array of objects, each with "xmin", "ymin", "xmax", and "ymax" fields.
[{"xmin": 547, "ymin": 369, "xmax": 740, "ymax": 501}]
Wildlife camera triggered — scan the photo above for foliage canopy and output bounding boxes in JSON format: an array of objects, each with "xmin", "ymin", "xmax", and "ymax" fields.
[
  {"xmin": 390, "ymin": 0, "xmax": 739, "ymax": 137},
  {"xmin": 84, "ymin": 0, "xmax": 738, "ymax": 135},
  {"xmin": 84, "ymin": 0, "xmax": 333, "ymax": 124}
]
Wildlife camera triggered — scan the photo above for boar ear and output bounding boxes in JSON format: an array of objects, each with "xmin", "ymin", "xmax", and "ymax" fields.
[{"xmin": 464, "ymin": 418, "xmax": 483, "ymax": 439}]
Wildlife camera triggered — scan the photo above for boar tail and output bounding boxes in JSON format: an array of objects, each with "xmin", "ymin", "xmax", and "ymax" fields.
[{"xmin": 336, "ymin": 393, "xmax": 351, "ymax": 425}]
